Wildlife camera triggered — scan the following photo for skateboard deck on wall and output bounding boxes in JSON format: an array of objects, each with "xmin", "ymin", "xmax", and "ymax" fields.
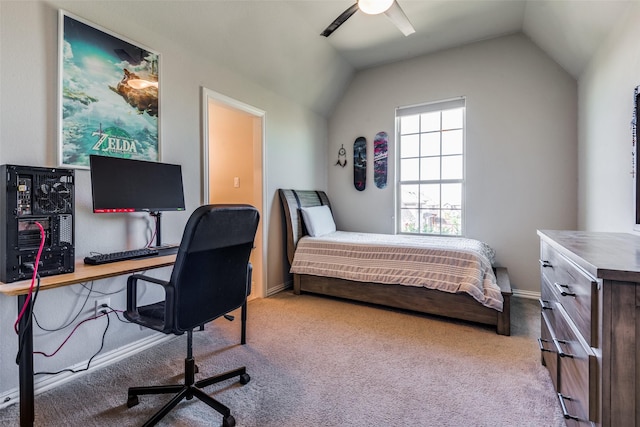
[
  {"xmin": 353, "ymin": 136, "xmax": 367, "ymax": 191},
  {"xmin": 373, "ymin": 131, "xmax": 388, "ymax": 189}
]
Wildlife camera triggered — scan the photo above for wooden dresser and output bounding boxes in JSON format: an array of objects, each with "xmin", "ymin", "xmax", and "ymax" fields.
[{"xmin": 538, "ymin": 230, "xmax": 640, "ymax": 426}]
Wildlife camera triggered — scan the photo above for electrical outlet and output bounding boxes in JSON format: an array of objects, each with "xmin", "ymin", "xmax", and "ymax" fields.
[{"xmin": 95, "ymin": 297, "xmax": 111, "ymax": 316}]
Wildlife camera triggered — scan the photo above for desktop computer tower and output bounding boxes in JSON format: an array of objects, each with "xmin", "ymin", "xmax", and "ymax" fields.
[{"xmin": 0, "ymin": 164, "xmax": 75, "ymax": 283}]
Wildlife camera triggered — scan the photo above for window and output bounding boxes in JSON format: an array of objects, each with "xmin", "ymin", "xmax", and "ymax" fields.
[{"xmin": 396, "ymin": 98, "xmax": 465, "ymax": 236}]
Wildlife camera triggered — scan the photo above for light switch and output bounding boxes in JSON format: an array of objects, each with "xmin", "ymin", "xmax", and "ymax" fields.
[{"xmin": 234, "ymin": 177, "xmax": 240, "ymax": 188}]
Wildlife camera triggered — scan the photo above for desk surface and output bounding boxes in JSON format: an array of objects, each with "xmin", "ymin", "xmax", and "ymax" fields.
[{"xmin": 0, "ymin": 254, "xmax": 177, "ymax": 296}]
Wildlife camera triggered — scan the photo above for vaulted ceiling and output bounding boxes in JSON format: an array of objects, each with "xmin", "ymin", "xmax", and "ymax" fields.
[
  {"xmin": 94, "ymin": 1, "xmax": 634, "ymax": 116},
  {"xmin": 290, "ymin": 0, "xmax": 631, "ymax": 77}
]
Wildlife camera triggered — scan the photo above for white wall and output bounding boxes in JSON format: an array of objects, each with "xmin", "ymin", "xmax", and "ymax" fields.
[
  {"xmin": 0, "ymin": 1, "xmax": 331, "ymax": 397},
  {"xmin": 328, "ymin": 34, "xmax": 578, "ymax": 295},
  {"xmin": 579, "ymin": 3, "xmax": 640, "ymax": 232}
]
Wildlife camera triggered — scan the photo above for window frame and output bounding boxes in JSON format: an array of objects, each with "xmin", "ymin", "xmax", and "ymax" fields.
[{"xmin": 395, "ymin": 97, "xmax": 466, "ymax": 236}]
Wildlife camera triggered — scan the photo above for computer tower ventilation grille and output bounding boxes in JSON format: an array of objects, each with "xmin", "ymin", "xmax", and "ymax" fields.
[
  {"xmin": 32, "ymin": 174, "xmax": 74, "ymax": 214},
  {"xmin": 59, "ymin": 214, "xmax": 73, "ymax": 245}
]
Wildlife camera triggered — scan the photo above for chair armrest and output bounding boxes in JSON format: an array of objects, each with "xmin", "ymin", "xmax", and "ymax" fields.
[
  {"xmin": 129, "ymin": 273, "xmax": 170, "ymax": 288},
  {"xmin": 126, "ymin": 274, "xmax": 175, "ymax": 331}
]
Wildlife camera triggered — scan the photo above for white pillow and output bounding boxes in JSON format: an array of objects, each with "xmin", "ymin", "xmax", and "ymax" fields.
[{"xmin": 300, "ymin": 205, "xmax": 336, "ymax": 237}]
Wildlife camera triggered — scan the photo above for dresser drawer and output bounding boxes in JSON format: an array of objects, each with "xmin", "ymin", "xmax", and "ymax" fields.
[
  {"xmin": 540, "ymin": 241, "xmax": 598, "ymax": 346},
  {"xmin": 554, "ymin": 306, "xmax": 598, "ymax": 425},
  {"xmin": 539, "ymin": 309, "xmax": 559, "ymax": 390},
  {"xmin": 540, "ymin": 279, "xmax": 558, "ymax": 331}
]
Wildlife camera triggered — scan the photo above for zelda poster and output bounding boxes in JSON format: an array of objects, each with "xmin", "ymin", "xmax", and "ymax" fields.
[{"xmin": 58, "ymin": 11, "xmax": 159, "ymax": 168}]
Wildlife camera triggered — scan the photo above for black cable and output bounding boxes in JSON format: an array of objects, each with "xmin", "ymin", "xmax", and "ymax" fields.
[
  {"xmin": 34, "ymin": 312, "xmax": 110, "ymax": 376},
  {"xmin": 104, "ymin": 305, "xmax": 132, "ymax": 324},
  {"xmin": 33, "ymin": 282, "xmax": 94, "ymax": 332},
  {"xmin": 31, "ymin": 274, "xmax": 41, "ymax": 307},
  {"xmin": 146, "ymin": 214, "xmax": 158, "ymax": 248},
  {"xmin": 79, "ymin": 282, "xmax": 125, "ymax": 296}
]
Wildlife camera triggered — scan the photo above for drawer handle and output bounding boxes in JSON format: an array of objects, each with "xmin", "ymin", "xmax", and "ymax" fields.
[
  {"xmin": 537, "ymin": 338, "xmax": 556, "ymax": 353},
  {"xmin": 553, "ymin": 282, "xmax": 576, "ymax": 297},
  {"xmin": 553, "ymin": 338, "xmax": 575, "ymax": 358},
  {"xmin": 557, "ymin": 393, "xmax": 581, "ymax": 421},
  {"xmin": 539, "ymin": 299, "xmax": 553, "ymax": 310},
  {"xmin": 539, "ymin": 259, "xmax": 553, "ymax": 268}
]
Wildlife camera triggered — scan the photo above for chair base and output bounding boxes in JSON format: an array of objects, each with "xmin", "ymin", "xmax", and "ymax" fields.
[{"xmin": 127, "ymin": 359, "xmax": 250, "ymax": 427}]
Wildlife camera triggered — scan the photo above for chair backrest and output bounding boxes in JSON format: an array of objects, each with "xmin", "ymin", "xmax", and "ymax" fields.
[{"xmin": 170, "ymin": 204, "xmax": 259, "ymax": 332}]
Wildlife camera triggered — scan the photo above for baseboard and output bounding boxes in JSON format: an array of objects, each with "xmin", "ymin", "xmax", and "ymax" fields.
[
  {"xmin": 0, "ymin": 333, "xmax": 174, "ymax": 410},
  {"xmin": 266, "ymin": 280, "xmax": 291, "ymax": 297},
  {"xmin": 511, "ymin": 288, "xmax": 540, "ymax": 300}
]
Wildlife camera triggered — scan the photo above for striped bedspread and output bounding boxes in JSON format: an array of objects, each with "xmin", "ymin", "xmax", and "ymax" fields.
[{"xmin": 290, "ymin": 231, "xmax": 503, "ymax": 311}]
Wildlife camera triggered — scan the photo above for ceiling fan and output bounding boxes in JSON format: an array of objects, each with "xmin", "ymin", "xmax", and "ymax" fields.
[{"xmin": 321, "ymin": 0, "xmax": 415, "ymax": 37}]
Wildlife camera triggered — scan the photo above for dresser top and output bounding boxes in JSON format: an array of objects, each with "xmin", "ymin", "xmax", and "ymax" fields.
[{"xmin": 538, "ymin": 229, "xmax": 640, "ymax": 282}]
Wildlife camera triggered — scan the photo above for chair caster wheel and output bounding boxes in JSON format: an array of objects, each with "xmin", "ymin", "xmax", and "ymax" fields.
[
  {"xmin": 195, "ymin": 364, "xmax": 200, "ymax": 374},
  {"xmin": 127, "ymin": 394, "xmax": 139, "ymax": 408},
  {"xmin": 222, "ymin": 414, "xmax": 236, "ymax": 427},
  {"xmin": 239, "ymin": 373, "xmax": 250, "ymax": 385}
]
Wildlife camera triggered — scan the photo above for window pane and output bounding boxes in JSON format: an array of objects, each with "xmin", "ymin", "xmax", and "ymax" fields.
[
  {"xmin": 442, "ymin": 108, "xmax": 463, "ymax": 130},
  {"xmin": 400, "ymin": 209, "xmax": 419, "ymax": 233},
  {"xmin": 420, "ymin": 112, "xmax": 440, "ymax": 132},
  {"xmin": 441, "ymin": 155, "xmax": 463, "ymax": 180},
  {"xmin": 420, "ymin": 157, "xmax": 440, "ymax": 181},
  {"xmin": 441, "ymin": 210, "xmax": 462, "ymax": 236},
  {"xmin": 420, "ymin": 184, "xmax": 440, "ymax": 208},
  {"xmin": 400, "ymin": 184, "xmax": 419, "ymax": 208},
  {"xmin": 442, "ymin": 129, "xmax": 463, "ymax": 155},
  {"xmin": 400, "ymin": 158, "xmax": 419, "ymax": 181},
  {"xmin": 421, "ymin": 210, "xmax": 440, "ymax": 234},
  {"xmin": 401, "ymin": 115, "xmax": 420, "ymax": 134},
  {"xmin": 400, "ymin": 134, "xmax": 420, "ymax": 158},
  {"xmin": 420, "ymin": 132, "xmax": 440, "ymax": 156},
  {"xmin": 441, "ymin": 183, "xmax": 462, "ymax": 208}
]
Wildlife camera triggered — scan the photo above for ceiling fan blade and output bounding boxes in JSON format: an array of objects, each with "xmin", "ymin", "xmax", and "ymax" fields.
[
  {"xmin": 384, "ymin": 0, "xmax": 415, "ymax": 36},
  {"xmin": 321, "ymin": 3, "xmax": 359, "ymax": 37}
]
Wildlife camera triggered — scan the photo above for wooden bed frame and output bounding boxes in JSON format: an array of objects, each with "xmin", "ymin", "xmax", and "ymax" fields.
[{"xmin": 279, "ymin": 189, "xmax": 512, "ymax": 336}]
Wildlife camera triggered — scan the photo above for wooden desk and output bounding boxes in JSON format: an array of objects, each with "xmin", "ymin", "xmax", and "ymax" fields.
[
  {"xmin": 0, "ymin": 255, "xmax": 177, "ymax": 296},
  {"xmin": 0, "ymin": 254, "xmax": 177, "ymax": 427}
]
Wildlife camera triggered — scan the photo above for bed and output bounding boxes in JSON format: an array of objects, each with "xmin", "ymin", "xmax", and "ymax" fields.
[{"xmin": 279, "ymin": 189, "xmax": 512, "ymax": 335}]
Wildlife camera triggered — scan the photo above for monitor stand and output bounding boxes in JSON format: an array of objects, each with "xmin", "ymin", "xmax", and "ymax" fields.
[{"xmin": 149, "ymin": 211, "xmax": 179, "ymax": 255}]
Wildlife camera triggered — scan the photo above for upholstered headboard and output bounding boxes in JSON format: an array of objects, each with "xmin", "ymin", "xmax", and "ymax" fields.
[{"xmin": 278, "ymin": 189, "xmax": 332, "ymax": 264}]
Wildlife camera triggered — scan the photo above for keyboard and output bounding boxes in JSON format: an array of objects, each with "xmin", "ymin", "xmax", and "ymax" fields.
[{"xmin": 84, "ymin": 248, "xmax": 159, "ymax": 265}]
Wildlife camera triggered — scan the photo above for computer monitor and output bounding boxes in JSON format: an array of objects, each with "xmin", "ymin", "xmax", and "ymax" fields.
[{"xmin": 89, "ymin": 155, "xmax": 185, "ymax": 247}]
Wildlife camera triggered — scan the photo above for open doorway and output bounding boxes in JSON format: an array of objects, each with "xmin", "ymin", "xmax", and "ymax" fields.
[{"xmin": 201, "ymin": 88, "xmax": 265, "ymax": 298}]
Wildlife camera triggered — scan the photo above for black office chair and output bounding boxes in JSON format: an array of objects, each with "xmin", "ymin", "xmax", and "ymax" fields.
[{"xmin": 124, "ymin": 204, "xmax": 259, "ymax": 427}]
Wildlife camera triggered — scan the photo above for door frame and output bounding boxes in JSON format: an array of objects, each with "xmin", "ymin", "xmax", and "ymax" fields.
[{"xmin": 201, "ymin": 87, "xmax": 266, "ymax": 297}]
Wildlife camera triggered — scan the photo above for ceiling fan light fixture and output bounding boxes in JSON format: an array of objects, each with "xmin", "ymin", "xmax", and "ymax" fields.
[{"xmin": 358, "ymin": 0, "xmax": 394, "ymax": 15}]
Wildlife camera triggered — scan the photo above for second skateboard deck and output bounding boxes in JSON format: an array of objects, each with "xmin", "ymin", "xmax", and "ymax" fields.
[
  {"xmin": 353, "ymin": 136, "xmax": 367, "ymax": 191},
  {"xmin": 373, "ymin": 131, "xmax": 388, "ymax": 189}
]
